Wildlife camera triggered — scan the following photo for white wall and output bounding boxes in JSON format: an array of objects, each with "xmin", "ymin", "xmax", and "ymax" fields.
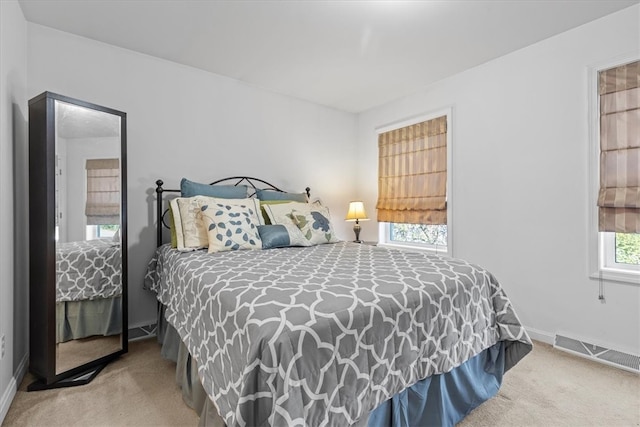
[
  {"xmin": 27, "ymin": 24, "xmax": 358, "ymax": 329},
  {"xmin": 0, "ymin": 0, "xmax": 28, "ymax": 423},
  {"xmin": 356, "ymin": 5, "xmax": 640, "ymax": 354}
]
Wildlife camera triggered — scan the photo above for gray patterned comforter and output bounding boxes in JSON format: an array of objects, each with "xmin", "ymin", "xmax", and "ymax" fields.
[
  {"xmin": 145, "ymin": 242, "xmax": 532, "ymax": 427},
  {"xmin": 57, "ymin": 238, "xmax": 122, "ymax": 302}
]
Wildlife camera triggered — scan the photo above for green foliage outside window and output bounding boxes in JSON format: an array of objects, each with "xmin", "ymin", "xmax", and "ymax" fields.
[
  {"xmin": 390, "ymin": 227, "xmax": 638, "ymax": 265},
  {"xmin": 615, "ymin": 233, "xmax": 640, "ymax": 265},
  {"xmin": 390, "ymin": 224, "xmax": 447, "ymax": 247},
  {"xmin": 98, "ymin": 224, "xmax": 118, "ymax": 237}
]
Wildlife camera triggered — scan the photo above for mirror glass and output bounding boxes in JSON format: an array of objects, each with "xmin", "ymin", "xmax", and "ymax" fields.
[{"xmin": 54, "ymin": 100, "xmax": 123, "ymax": 374}]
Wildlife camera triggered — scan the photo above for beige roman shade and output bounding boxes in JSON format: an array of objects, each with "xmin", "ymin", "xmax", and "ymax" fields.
[
  {"xmin": 377, "ymin": 115, "xmax": 447, "ymax": 225},
  {"xmin": 85, "ymin": 158, "xmax": 120, "ymax": 225},
  {"xmin": 598, "ymin": 61, "xmax": 640, "ymax": 233}
]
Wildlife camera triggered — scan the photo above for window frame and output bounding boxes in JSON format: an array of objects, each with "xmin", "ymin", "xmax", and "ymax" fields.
[
  {"xmin": 376, "ymin": 107, "xmax": 453, "ymax": 257},
  {"xmin": 601, "ymin": 232, "xmax": 640, "ymax": 272},
  {"xmin": 86, "ymin": 224, "xmax": 118, "ymax": 240},
  {"xmin": 587, "ymin": 54, "xmax": 640, "ymax": 286},
  {"xmin": 379, "ymin": 223, "xmax": 450, "ymax": 254}
]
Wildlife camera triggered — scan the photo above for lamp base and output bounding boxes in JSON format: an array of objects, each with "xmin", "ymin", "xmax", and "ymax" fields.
[{"xmin": 353, "ymin": 221, "xmax": 361, "ymax": 243}]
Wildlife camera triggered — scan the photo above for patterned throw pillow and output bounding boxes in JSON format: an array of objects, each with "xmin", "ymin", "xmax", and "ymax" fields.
[
  {"xmin": 175, "ymin": 196, "xmax": 263, "ymax": 251},
  {"xmin": 289, "ymin": 208, "xmax": 339, "ymax": 245},
  {"xmin": 259, "ymin": 200, "xmax": 296, "ymax": 225},
  {"xmin": 262, "ymin": 201, "xmax": 308, "ymax": 226},
  {"xmin": 201, "ymin": 202, "xmax": 262, "ymax": 253},
  {"xmin": 262, "ymin": 201, "xmax": 339, "ymax": 246}
]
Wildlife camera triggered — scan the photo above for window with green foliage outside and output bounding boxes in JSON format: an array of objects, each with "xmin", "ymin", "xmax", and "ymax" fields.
[
  {"xmin": 615, "ymin": 233, "xmax": 640, "ymax": 265},
  {"xmin": 390, "ymin": 224, "xmax": 447, "ymax": 248},
  {"xmin": 86, "ymin": 224, "xmax": 118, "ymax": 240}
]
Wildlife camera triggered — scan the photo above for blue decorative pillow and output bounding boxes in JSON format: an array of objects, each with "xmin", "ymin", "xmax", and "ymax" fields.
[
  {"xmin": 258, "ymin": 224, "xmax": 311, "ymax": 249},
  {"xmin": 258, "ymin": 225, "xmax": 290, "ymax": 249},
  {"xmin": 180, "ymin": 178, "xmax": 247, "ymax": 199},
  {"xmin": 256, "ymin": 189, "xmax": 307, "ymax": 203},
  {"xmin": 200, "ymin": 203, "xmax": 262, "ymax": 253}
]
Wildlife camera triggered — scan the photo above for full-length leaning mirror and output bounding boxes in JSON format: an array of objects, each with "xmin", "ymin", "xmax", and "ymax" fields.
[{"xmin": 28, "ymin": 92, "xmax": 128, "ymax": 390}]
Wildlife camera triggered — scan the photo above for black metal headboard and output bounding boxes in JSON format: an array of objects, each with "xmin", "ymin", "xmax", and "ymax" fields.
[{"xmin": 154, "ymin": 176, "xmax": 311, "ymax": 247}]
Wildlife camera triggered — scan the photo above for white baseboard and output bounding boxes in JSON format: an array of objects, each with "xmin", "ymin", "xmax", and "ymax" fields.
[
  {"xmin": 0, "ymin": 353, "xmax": 28, "ymax": 425},
  {"xmin": 14, "ymin": 353, "xmax": 28, "ymax": 390},
  {"xmin": 524, "ymin": 326, "xmax": 554, "ymax": 345},
  {"xmin": 0, "ymin": 376, "xmax": 17, "ymax": 425}
]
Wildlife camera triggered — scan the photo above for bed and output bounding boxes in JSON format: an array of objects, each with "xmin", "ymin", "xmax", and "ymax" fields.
[
  {"xmin": 145, "ymin": 176, "xmax": 532, "ymax": 427},
  {"xmin": 56, "ymin": 237, "xmax": 123, "ymax": 343}
]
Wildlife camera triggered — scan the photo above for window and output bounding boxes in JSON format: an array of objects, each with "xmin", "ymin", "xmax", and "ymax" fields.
[
  {"xmin": 601, "ymin": 233, "xmax": 640, "ymax": 273},
  {"xmin": 589, "ymin": 59, "xmax": 639, "ymax": 284},
  {"xmin": 86, "ymin": 224, "xmax": 118, "ymax": 240},
  {"xmin": 85, "ymin": 158, "xmax": 120, "ymax": 239},
  {"xmin": 387, "ymin": 223, "xmax": 448, "ymax": 252},
  {"xmin": 376, "ymin": 109, "xmax": 452, "ymax": 255}
]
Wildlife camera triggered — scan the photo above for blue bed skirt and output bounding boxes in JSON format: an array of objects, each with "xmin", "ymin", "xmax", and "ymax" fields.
[
  {"xmin": 368, "ymin": 342, "xmax": 505, "ymax": 427},
  {"xmin": 158, "ymin": 305, "xmax": 506, "ymax": 427}
]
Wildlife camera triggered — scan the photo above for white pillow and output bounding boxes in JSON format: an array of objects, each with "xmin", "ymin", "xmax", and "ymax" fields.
[
  {"xmin": 175, "ymin": 196, "xmax": 263, "ymax": 251},
  {"xmin": 201, "ymin": 202, "xmax": 262, "ymax": 253},
  {"xmin": 169, "ymin": 198, "xmax": 191, "ymax": 251}
]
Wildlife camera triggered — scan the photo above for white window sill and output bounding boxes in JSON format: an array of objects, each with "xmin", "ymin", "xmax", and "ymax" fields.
[
  {"xmin": 589, "ymin": 269, "xmax": 640, "ymax": 286},
  {"xmin": 377, "ymin": 241, "xmax": 450, "ymax": 256}
]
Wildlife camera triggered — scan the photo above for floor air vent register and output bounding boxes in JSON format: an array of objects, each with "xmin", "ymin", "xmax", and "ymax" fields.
[{"xmin": 554, "ymin": 334, "xmax": 639, "ymax": 373}]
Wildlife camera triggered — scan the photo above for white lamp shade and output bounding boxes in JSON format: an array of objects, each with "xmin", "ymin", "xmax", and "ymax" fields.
[{"xmin": 345, "ymin": 201, "xmax": 369, "ymax": 221}]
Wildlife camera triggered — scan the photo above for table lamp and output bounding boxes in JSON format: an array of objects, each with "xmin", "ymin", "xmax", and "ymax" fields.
[{"xmin": 345, "ymin": 201, "xmax": 369, "ymax": 243}]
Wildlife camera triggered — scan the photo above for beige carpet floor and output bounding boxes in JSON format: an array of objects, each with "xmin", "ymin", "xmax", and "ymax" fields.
[{"xmin": 2, "ymin": 339, "xmax": 639, "ymax": 427}]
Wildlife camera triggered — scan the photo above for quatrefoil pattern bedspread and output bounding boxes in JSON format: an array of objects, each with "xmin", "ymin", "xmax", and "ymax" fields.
[
  {"xmin": 145, "ymin": 242, "xmax": 532, "ymax": 427},
  {"xmin": 56, "ymin": 238, "xmax": 122, "ymax": 302}
]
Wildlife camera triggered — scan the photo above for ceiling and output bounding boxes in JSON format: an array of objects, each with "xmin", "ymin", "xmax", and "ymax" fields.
[{"xmin": 19, "ymin": 0, "xmax": 638, "ymax": 113}]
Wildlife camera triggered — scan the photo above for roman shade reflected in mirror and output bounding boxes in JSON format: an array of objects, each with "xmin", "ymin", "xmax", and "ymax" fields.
[{"xmin": 85, "ymin": 158, "xmax": 120, "ymax": 225}]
